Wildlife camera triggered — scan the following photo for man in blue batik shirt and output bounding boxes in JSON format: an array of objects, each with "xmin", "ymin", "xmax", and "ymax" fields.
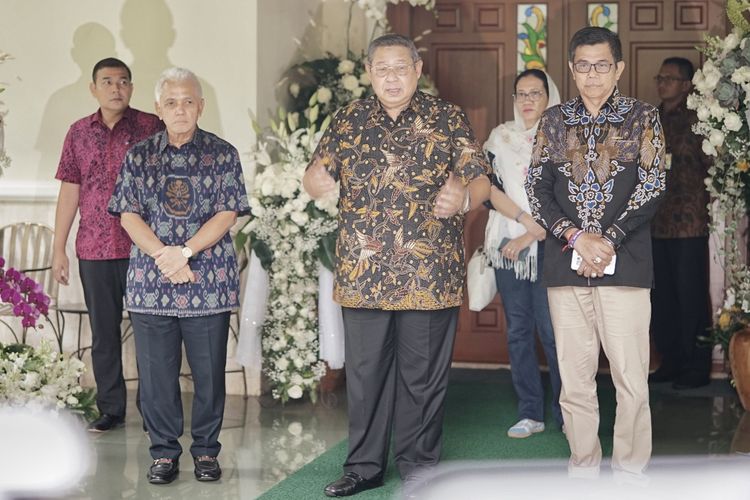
[{"xmin": 108, "ymin": 67, "xmax": 249, "ymax": 485}]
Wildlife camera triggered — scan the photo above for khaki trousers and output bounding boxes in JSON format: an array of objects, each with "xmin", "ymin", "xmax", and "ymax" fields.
[{"xmin": 547, "ymin": 286, "xmax": 652, "ymax": 475}]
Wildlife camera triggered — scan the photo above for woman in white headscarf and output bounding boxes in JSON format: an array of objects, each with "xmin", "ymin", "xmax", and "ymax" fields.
[{"xmin": 484, "ymin": 69, "xmax": 563, "ymax": 439}]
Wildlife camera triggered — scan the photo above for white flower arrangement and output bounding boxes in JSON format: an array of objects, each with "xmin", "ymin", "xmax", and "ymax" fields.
[
  {"xmin": 345, "ymin": 0, "xmax": 436, "ymax": 30},
  {"xmin": 688, "ymin": 5, "xmax": 750, "ymax": 341},
  {"xmin": 0, "ymin": 340, "xmax": 97, "ymax": 420}
]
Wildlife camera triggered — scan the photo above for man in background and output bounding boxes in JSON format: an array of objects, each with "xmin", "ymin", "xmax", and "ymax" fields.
[
  {"xmin": 649, "ymin": 57, "xmax": 712, "ymax": 389},
  {"xmin": 52, "ymin": 57, "xmax": 163, "ymax": 432}
]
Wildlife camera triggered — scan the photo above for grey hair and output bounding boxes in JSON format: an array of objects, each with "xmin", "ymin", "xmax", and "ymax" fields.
[
  {"xmin": 366, "ymin": 34, "xmax": 420, "ymax": 64},
  {"xmin": 154, "ymin": 67, "xmax": 203, "ymax": 101}
]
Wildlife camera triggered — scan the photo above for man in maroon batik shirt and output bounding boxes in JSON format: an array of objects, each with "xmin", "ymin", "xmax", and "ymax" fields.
[{"xmin": 52, "ymin": 57, "xmax": 163, "ymax": 432}]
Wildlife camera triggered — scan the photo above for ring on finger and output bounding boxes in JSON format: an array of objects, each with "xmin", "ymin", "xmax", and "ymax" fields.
[{"xmin": 593, "ymin": 256, "xmax": 602, "ymax": 264}]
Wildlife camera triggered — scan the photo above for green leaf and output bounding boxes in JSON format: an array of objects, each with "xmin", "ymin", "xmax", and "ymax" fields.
[
  {"xmin": 251, "ymin": 238, "xmax": 274, "ymax": 271},
  {"xmin": 316, "ymin": 232, "xmax": 337, "ymax": 272}
]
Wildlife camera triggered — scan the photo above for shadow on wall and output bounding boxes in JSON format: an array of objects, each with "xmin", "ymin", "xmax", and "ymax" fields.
[
  {"xmin": 120, "ymin": 0, "xmax": 222, "ymax": 137},
  {"xmin": 34, "ymin": 22, "xmax": 116, "ymax": 176},
  {"xmin": 34, "ymin": 0, "xmax": 224, "ymax": 179}
]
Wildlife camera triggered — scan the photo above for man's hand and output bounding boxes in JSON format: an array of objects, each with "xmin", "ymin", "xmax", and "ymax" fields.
[
  {"xmin": 152, "ymin": 246, "xmax": 188, "ymax": 278},
  {"xmin": 168, "ymin": 264, "xmax": 196, "ymax": 284},
  {"xmin": 52, "ymin": 250, "xmax": 70, "ymax": 286},
  {"xmin": 433, "ymin": 172, "xmax": 466, "ymax": 218},
  {"xmin": 303, "ymin": 159, "xmax": 337, "ymax": 199},
  {"xmin": 573, "ymin": 233, "xmax": 615, "ymax": 276}
]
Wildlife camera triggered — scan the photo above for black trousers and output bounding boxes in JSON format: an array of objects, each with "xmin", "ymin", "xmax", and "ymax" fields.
[
  {"xmin": 341, "ymin": 307, "xmax": 459, "ymax": 480},
  {"xmin": 651, "ymin": 237, "xmax": 711, "ymax": 378},
  {"xmin": 79, "ymin": 259, "xmax": 130, "ymax": 417},
  {"xmin": 130, "ymin": 312, "xmax": 229, "ymax": 460}
]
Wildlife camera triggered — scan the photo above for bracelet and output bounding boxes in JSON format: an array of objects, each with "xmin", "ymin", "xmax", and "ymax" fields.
[
  {"xmin": 514, "ymin": 209, "xmax": 524, "ymax": 222},
  {"xmin": 563, "ymin": 229, "xmax": 584, "ymax": 251}
]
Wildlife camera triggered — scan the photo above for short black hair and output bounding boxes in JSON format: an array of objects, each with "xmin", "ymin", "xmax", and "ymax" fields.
[
  {"xmin": 661, "ymin": 57, "xmax": 694, "ymax": 81},
  {"xmin": 92, "ymin": 57, "xmax": 131, "ymax": 82},
  {"xmin": 367, "ymin": 34, "xmax": 420, "ymax": 63},
  {"xmin": 568, "ymin": 27, "xmax": 622, "ymax": 63},
  {"xmin": 514, "ymin": 69, "xmax": 549, "ymax": 96}
]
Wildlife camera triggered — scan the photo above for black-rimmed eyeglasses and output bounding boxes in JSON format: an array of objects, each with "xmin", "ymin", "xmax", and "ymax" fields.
[
  {"xmin": 513, "ymin": 90, "xmax": 546, "ymax": 102},
  {"xmin": 573, "ymin": 61, "xmax": 614, "ymax": 74}
]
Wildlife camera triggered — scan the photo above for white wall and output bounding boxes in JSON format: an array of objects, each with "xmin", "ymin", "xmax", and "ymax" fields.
[{"xmin": 0, "ymin": 0, "xmax": 367, "ymax": 395}]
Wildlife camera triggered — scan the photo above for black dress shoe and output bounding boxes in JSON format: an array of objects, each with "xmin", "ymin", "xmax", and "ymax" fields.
[
  {"xmin": 672, "ymin": 373, "xmax": 710, "ymax": 390},
  {"xmin": 148, "ymin": 458, "xmax": 179, "ymax": 484},
  {"xmin": 87, "ymin": 413, "xmax": 125, "ymax": 433},
  {"xmin": 194, "ymin": 455, "xmax": 222, "ymax": 481},
  {"xmin": 324, "ymin": 472, "xmax": 383, "ymax": 497}
]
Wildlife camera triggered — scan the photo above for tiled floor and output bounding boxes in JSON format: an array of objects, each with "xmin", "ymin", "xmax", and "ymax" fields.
[{"xmin": 23, "ymin": 370, "xmax": 749, "ymax": 499}]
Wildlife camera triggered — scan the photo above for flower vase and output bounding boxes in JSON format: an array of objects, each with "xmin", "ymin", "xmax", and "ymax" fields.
[{"xmin": 729, "ymin": 327, "xmax": 750, "ymax": 411}]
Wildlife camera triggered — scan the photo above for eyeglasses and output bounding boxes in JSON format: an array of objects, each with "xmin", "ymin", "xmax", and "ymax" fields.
[
  {"xmin": 370, "ymin": 64, "xmax": 414, "ymax": 78},
  {"xmin": 573, "ymin": 61, "xmax": 614, "ymax": 74},
  {"xmin": 654, "ymin": 75, "xmax": 687, "ymax": 84},
  {"xmin": 513, "ymin": 90, "xmax": 546, "ymax": 102}
]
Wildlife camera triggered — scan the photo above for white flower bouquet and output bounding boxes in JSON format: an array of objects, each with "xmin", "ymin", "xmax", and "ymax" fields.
[
  {"xmin": 688, "ymin": 3, "xmax": 750, "ymax": 337},
  {"xmin": 0, "ymin": 340, "xmax": 97, "ymax": 421}
]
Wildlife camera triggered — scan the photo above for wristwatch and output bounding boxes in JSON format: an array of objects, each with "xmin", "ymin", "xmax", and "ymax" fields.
[{"xmin": 181, "ymin": 245, "xmax": 193, "ymax": 259}]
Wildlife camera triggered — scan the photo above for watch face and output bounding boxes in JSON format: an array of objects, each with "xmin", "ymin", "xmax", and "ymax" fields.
[{"xmin": 181, "ymin": 246, "xmax": 192, "ymax": 258}]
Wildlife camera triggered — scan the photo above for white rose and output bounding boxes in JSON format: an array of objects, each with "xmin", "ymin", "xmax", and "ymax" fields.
[
  {"xmin": 289, "ymin": 82, "xmax": 300, "ymax": 98},
  {"xmin": 702, "ymin": 139, "xmax": 717, "ymax": 156},
  {"xmin": 359, "ymin": 72, "xmax": 371, "ymax": 86},
  {"xmin": 724, "ymin": 32, "xmax": 740, "ymax": 52},
  {"xmin": 731, "ymin": 67, "xmax": 750, "ymax": 84},
  {"xmin": 337, "ymin": 59, "xmax": 356, "ymax": 74},
  {"xmin": 708, "ymin": 129, "xmax": 724, "ymax": 147},
  {"xmin": 293, "ymin": 357, "xmax": 304, "ymax": 368},
  {"xmin": 702, "ymin": 61, "xmax": 722, "ymax": 89},
  {"xmin": 696, "ymin": 105, "xmax": 711, "ymax": 122},
  {"xmin": 287, "ymin": 385, "xmax": 303, "ymax": 399},
  {"xmin": 724, "ymin": 112, "xmax": 743, "ymax": 132},
  {"xmin": 276, "ymin": 357, "xmax": 289, "ymax": 370},
  {"xmin": 316, "ymin": 86, "xmax": 332, "ymax": 104},
  {"xmin": 352, "ymin": 87, "xmax": 365, "ymax": 98},
  {"xmin": 290, "ymin": 211, "xmax": 309, "ymax": 226},
  {"xmin": 341, "ymin": 74, "xmax": 360, "ymax": 91},
  {"xmin": 291, "ymin": 373, "xmax": 304, "ymax": 385}
]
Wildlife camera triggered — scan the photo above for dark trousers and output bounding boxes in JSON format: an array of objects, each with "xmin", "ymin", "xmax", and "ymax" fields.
[
  {"xmin": 130, "ymin": 312, "xmax": 230, "ymax": 460},
  {"xmin": 341, "ymin": 307, "xmax": 459, "ymax": 480},
  {"xmin": 651, "ymin": 237, "xmax": 711, "ymax": 378},
  {"xmin": 79, "ymin": 259, "xmax": 129, "ymax": 417}
]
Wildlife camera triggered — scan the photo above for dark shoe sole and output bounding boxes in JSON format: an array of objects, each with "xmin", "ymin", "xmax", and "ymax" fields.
[
  {"xmin": 148, "ymin": 470, "xmax": 179, "ymax": 484},
  {"xmin": 195, "ymin": 473, "xmax": 221, "ymax": 482},
  {"xmin": 87, "ymin": 421, "xmax": 125, "ymax": 433}
]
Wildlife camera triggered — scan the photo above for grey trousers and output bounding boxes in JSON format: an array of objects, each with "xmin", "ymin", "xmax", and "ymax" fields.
[
  {"xmin": 341, "ymin": 307, "xmax": 459, "ymax": 480},
  {"xmin": 130, "ymin": 311, "xmax": 230, "ymax": 460}
]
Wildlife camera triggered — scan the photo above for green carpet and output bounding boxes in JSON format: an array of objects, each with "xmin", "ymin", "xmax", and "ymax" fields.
[{"xmin": 259, "ymin": 371, "xmax": 617, "ymax": 500}]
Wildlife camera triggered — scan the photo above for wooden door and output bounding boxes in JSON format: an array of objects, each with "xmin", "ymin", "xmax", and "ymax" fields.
[{"xmin": 390, "ymin": 0, "xmax": 727, "ymax": 364}]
